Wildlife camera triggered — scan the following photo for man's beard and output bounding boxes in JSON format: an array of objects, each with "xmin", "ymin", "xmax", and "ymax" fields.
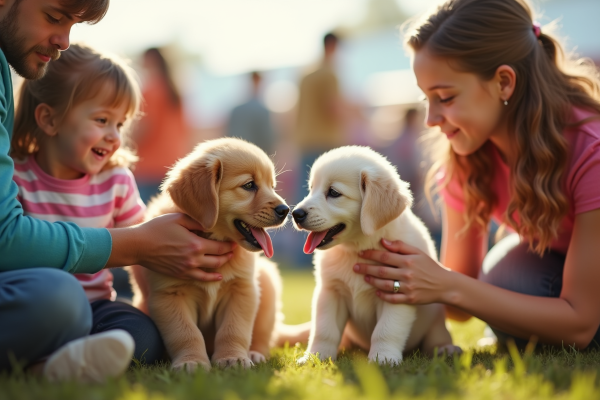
[{"xmin": 0, "ymin": 0, "xmax": 60, "ymax": 80}]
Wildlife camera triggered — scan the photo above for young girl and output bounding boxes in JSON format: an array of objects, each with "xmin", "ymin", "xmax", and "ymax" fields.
[
  {"xmin": 353, "ymin": 0, "xmax": 600, "ymax": 349},
  {"xmin": 11, "ymin": 44, "xmax": 165, "ymax": 365}
]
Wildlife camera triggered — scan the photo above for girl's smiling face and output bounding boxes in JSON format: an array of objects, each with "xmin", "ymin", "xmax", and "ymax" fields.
[
  {"xmin": 37, "ymin": 86, "xmax": 129, "ymax": 180},
  {"xmin": 413, "ymin": 47, "xmax": 509, "ymax": 157}
]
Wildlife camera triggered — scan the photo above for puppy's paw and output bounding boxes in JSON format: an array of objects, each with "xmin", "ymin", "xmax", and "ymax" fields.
[
  {"xmin": 214, "ymin": 356, "xmax": 254, "ymax": 369},
  {"xmin": 296, "ymin": 353, "xmax": 311, "ymax": 365},
  {"xmin": 297, "ymin": 351, "xmax": 335, "ymax": 365},
  {"xmin": 436, "ymin": 344, "xmax": 463, "ymax": 357},
  {"xmin": 249, "ymin": 351, "xmax": 267, "ymax": 364},
  {"xmin": 171, "ymin": 360, "xmax": 211, "ymax": 373},
  {"xmin": 303, "ymin": 344, "xmax": 337, "ymax": 363}
]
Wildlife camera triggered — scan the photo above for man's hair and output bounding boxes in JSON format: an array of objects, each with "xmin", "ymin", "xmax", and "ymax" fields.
[
  {"xmin": 406, "ymin": 0, "xmax": 600, "ymax": 254},
  {"xmin": 11, "ymin": 43, "xmax": 140, "ymax": 169},
  {"xmin": 405, "ymin": 108, "xmax": 418, "ymax": 121},
  {"xmin": 59, "ymin": 0, "xmax": 110, "ymax": 24},
  {"xmin": 323, "ymin": 32, "xmax": 338, "ymax": 48}
]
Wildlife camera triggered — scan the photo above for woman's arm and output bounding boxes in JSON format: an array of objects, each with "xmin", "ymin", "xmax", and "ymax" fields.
[
  {"xmin": 447, "ymin": 208, "xmax": 600, "ymax": 347},
  {"xmin": 355, "ymin": 208, "xmax": 600, "ymax": 349},
  {"xmin": 440, "ymin": 205, "xmax": 488, "ymax": 321}
]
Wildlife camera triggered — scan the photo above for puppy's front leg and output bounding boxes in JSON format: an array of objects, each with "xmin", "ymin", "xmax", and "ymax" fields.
[
  {"xmin": 368, "ymin": 303, "xmax": 416, "ymax": 365},
  {"xmin": 212, "ymin": 281, "xmax": 258, "ymax": 369},
  {"xmin": 149, "ymin": 292, "xmax": 211, "ymax": 372},
  {"xmin": 298, "ymin": 286, "xmax": 348, "ymax": 364},
  {"xmin": 421, "ymin": 304, "xmax": 462, "ymax": 357},
  {"xmin": 249, "ymin": 264, "xmax": 280, "ymax": 364}
]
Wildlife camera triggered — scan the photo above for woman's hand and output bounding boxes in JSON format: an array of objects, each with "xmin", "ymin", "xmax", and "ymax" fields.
[
  {"xmin": 353, "ymin": 239, "xmax": 454, "ymax": 305},
  {"xmin": 108, "ymin": 213, "xmax": 236, "ymax": 281}
]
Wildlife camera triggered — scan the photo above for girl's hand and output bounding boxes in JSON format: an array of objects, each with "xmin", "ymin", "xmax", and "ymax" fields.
[
  {"xmin": 353, "ymin": 239, "xmax": 454, "ymax": 305},
  {"xmin": 109, "ymin": 213, "xmax": 236, "ymax": 281}
]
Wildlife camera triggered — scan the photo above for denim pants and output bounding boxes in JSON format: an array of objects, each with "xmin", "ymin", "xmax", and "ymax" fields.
[
  {"xmin": 0, "ymin": 268, "xmax": 165, "ymax": 372},
  {"xmin": 90, "ymin": 299, "xmax": 166, "ymax": 364},
  {"xmin": 478, "ymin": 234, "xmax": 600, "ymax": 349}
]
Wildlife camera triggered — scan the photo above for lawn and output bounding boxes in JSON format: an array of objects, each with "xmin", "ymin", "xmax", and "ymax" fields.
[{"xmin": 2, "ymin": 269, "xmax": 600, "ymax": 400}]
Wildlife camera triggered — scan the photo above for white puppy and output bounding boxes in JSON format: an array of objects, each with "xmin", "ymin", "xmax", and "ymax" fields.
[{"xmin": 292, "ymin": 146, "xmax": 459, "ymax": 365}]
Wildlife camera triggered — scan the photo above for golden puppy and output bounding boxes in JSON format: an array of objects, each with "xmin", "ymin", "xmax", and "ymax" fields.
[
  {"xmin": 130, "ymin": 138, "xmax": 289, "ymax": 372},
  {"xmin": 292, "ymin": 146, "xmax": 460, "ymax": 365}
]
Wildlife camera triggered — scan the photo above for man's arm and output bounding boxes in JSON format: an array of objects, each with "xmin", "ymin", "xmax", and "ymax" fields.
[{"xmin": 0, "ymin": 95, "xmax": 111, "ymax": 273}]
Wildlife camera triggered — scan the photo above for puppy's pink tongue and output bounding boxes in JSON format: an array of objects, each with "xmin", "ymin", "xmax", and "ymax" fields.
[
  {"xmin": 304, "ymin": 231, "xmax": 328, "ymax": 254},
  {"xmin": 250, "ymin": 227, "xmax": 274, "ymax": 258}
]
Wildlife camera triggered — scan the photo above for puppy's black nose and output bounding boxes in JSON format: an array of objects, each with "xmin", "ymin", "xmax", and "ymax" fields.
[
  {"xmin": 274, "ymin": 204, "xmax": 290, "ymax": 219},
  {"xmin": 292, "ymin": 208, "xmax": 307, "ymax": 222}
]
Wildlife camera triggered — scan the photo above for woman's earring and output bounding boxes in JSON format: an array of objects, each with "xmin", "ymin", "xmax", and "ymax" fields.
[{"xmin": 504, "ymin": 100, "xmax": 508, "ymax": 106}]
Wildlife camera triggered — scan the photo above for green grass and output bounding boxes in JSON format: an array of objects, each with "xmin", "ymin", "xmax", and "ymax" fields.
[{"xmin": 2, "ymin": 269, "xmax": 600, "ymax": 400}]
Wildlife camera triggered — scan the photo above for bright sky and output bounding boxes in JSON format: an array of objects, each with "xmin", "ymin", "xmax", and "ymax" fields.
[
  {"xmin": 69, "ymin": 0, "xmax": 600, "ymax": 76},
  {"xmin": 70, "ymin": 0, "xmax": 441, "ymax": 75}
]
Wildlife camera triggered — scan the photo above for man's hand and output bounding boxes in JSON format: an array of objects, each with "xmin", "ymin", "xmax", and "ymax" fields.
[{"xmin": 108, "ymin": 213, "xmax": 235, "ymax": 281}]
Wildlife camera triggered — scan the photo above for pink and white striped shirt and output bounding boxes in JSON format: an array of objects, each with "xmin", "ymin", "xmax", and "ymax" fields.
[{"xmin": 13, "ymin": 155, "xmax": 146, "ymax": 302}]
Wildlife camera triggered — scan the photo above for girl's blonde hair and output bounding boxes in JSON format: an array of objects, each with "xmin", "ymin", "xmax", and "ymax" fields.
[
  {"xmin": 12, "ymin": 43, "xmax": 141, "ymax": 170},
  {"xmin": 405, "ymin": 0, "xmax": 600, "ymax": 254}
]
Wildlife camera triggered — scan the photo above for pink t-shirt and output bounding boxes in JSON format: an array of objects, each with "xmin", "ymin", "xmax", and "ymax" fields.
[
  {"xmin": 13, "ymin": 156, "xmax": 146, "ymax": 301},
  {"xmin": 440, "ymin": 108, "xmax": 600, "ymax": 254}
]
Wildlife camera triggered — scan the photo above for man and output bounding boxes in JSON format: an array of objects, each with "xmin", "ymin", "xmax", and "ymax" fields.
[
  {"xmin": 289, "ymin": 33, "xmax": 346, "ymax": 268},
  {"xmin": 294, "ymin": 32, "xmax": 346, "ymax": 203},
  {"xmin": 0, "ymin": 0, "xmax": 234, "ymax": 382},
  {"xmin": 226, "ymin": 71, "xmax": 277, "ymax": 156}
]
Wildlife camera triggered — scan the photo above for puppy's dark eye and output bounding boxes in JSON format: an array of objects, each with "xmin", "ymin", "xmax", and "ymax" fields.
[
  {"xmin": 328, "ymin": 187, "xmax": 341, "ymax": 198},
  {"xmin": 242, "ymin": 181, "xmax": 257, "ymax": 191}
]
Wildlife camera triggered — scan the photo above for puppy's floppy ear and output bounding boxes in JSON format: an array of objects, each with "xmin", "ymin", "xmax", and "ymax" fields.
[
  {"xmin": 360, "ymin": 167, "xmax": 412, "ymax": 236},
  {"xmin": 163, "ymin": 155, "xmax": 223, "ymax": 230}
]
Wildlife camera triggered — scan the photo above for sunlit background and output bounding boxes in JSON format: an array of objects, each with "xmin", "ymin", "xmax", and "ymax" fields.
[
  {"xmin": 70, "ymin": 0, "xmax": 600, "ymax": 126},
  {"xmin": 64, "ymin": 0, "xmax": 600, "ymax": 269}
]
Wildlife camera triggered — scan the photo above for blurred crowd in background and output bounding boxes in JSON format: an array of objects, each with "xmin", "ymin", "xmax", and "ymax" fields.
[
  {"xmin": 16, "ymin": 0, "xmax": 599, "ymax": 271},
  {"xmin": 128, "ymin": 30, "xmax": 440, "ymax": 270}
]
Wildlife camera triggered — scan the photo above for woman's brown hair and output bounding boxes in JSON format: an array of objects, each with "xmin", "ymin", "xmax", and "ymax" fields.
[
  {"xmin": 405, "ymin": 0, "xmax": 600, "ymax": 254},
  {"xmin": 12, "ymin": 43, "xmax": 141, "ymax": 169}
]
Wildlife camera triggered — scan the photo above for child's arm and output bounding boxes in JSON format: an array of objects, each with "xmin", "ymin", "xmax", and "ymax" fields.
[{"xmin": 112, "ymin": 168, "xmax": 147, "ymax": 230}]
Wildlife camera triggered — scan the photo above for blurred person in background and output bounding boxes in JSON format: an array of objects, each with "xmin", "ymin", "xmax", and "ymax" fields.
[
  {"xmin": 133, "ymin": 47, "xmax": 190, "ymax": 204},
  {"xmin": 381, "ymin": 108, "xmax": 442, "ymax": 250},
  {"xmin": 289, "ymin": 32, "xmax": 347, "ymax": 268},
  {"xmin": 226, "ymin": 71, "xmax": 276, "ymax": 155},
  {"xmin": 116, "ymin": 47, "xmax": 191, "ymax": 298},
  {"xmin": 382, "ymin": 108, "xmax": 422, "ymax": 195},
  {"xmin": 294, "ymin": 32, "xmax": 346, "ymax": 203}
]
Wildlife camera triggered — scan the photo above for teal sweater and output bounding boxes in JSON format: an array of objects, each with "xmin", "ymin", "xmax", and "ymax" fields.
[{"xmin": 0, "ymin": 49, "xmax": 111, "ymax": 272}]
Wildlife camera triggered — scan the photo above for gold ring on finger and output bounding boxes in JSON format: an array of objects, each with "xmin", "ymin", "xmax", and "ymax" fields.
[{"xmin": 393, "ymin": 280, "xmax": 400, "ymax": 293}]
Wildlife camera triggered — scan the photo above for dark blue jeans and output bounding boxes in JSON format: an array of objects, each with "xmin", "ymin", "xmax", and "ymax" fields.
[
  {"xmin": 478, "ymin": 234, "xmax": 600, "ymax": 349},
  {"xmin": 90, "ymin": 299, "xmax": 166, "ymax": 364},
  {"xmin": 0, "ymin": 268, "xmax": 91, "ymax": 371},
  {"xmin": 0, "ymin": 268, "xmax": 165, "ymax": 372}
]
